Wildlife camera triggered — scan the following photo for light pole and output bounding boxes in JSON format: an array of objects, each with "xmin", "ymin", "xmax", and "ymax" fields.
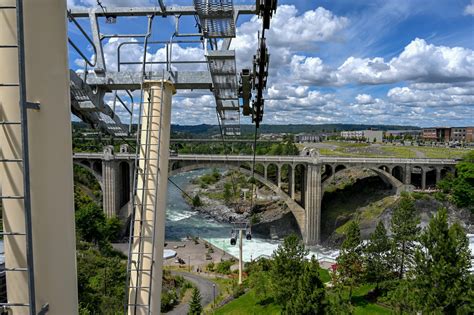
[{"xmin": 213, "ymin": 283, "xmax": 216, "ymax": 308}]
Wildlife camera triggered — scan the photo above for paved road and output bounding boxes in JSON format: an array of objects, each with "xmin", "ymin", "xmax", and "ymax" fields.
[{"xmin": 166, "ymin": 271, "xmax": 219, "ymax": 315}]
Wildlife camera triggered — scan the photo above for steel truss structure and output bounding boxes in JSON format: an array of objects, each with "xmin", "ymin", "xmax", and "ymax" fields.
[{"xmin": 68, "ymin": 2, "xmax": 257, "ymax": 137}]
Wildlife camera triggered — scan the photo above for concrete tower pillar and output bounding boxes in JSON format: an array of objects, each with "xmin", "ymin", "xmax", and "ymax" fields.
[
  {"xmin": 263, "ymin": 164, "xmax": 268, "ymax": 180},
  {"xmin": 128, "ymin": 81, "xmax": 175, "ymax": 315},
  {"xmin": 435, "ymin": 167, "xmax": 441, "ymax": 184},
  {"xmin": 289, "ymin": 165, "xmax": 295, "ymax": 199},
  {"xmin": 404, "ymin": 165, "xmax": 411, "ymax": 185},
  {"xmin": 102, "ymin": 160, "xmax": 118, "ymax": 218},
  {"xmin": 421, "ymin": 168, "xmax": 426, "ymax": 190},
  {"xmin": 304, "ymin": 164, "xmax": 322, "ymax": 245},
  {"xmin": 277, "ymin": 164, "xmax": 282, "ymax": 189},
  {"xmin": 0, "ymin": 0, "xmax": 78, "ymax": 313}
]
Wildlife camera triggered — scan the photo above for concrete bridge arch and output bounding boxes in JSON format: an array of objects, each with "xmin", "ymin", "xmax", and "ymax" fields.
[{"xmin": 168, "ymin": 162, "xmax": 307, "ymax": 238}]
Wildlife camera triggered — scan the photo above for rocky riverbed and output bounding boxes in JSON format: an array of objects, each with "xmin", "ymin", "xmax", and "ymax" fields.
[{"xmin": 183, "ymin": 170, "xmax": 300, "ymax": 239}]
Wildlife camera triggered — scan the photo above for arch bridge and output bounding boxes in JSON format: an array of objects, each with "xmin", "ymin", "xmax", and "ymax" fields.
[{"xmin": 73, "ymin": 147, "xmax": 457, "ymax": 245}]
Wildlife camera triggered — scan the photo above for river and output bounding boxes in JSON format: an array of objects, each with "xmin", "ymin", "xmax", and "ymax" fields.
[{"xmin": 165, "ymin": 169, "xmax": 339, "ymax": 262}]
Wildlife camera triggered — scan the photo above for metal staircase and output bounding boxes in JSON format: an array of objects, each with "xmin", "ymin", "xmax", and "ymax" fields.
[
  {"xmin": 0, "ymin": 1, "xmax": 46, "ymax": 314},
  {"xmin": 70, "ymin": 70, "xmax": 129, "ymax": 137}
]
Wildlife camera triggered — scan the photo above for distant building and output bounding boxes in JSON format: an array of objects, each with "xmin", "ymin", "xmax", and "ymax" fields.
[
  {"xmin": 295, "ymin": 134, "xmax": 320, "ymax": 143},
  {"xmin": 385, "ymin": 130, "xmax": 421, "ymax": 138},
  {"xmin": 340, "ymin": 130, "xmax": 383, "ymax": 142},
  {"xmin": 451, "ymin": 127, "xmax": 474, "ymax": 142},
  {"xmin": 422, "ymin": 127, "xmax": 474, "ymax": 143}
]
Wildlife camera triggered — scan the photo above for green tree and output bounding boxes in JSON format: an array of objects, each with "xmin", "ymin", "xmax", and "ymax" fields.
[
  {"xmin": 364, "ymin": 221, "xmax": 391, "ymax": 290},
  {"xmin": 75, "ymin": 202, "xmax": 107, "ymax": 244},
  {"xmin": 287, "ymin": 256, "xmax": 326, "ymax": 314},
  {"xmin": 269, "ymin": 234, "xmax": 308, "ymax": 309},
  {"xmin": 411, "ymin": 208, "xmax": 474, "ymax": 313},
  {"xmin": 326, "ymin": 285, "xmax": 353, "ymax": 315},
  {"xmin": 336, "ymin": 220, "xmax": 362, "ymax": 301},
  {"xmin": 223, "ymin": 182, "xmax": 232, "ymax": 204},
  {"xmin": 192, "ymin": 195, "xmax": 203, "ymax": 208},
  {"xmin": 188, "ymin": 287, "xmax": 202, "ymax": 315},
  {"xmin": 385, "ymin": 279, "xmax": 419, "ymax": 314},
  {"xmin": 390, "ymin": 195, "xmax": 420, "ymax": 279}
]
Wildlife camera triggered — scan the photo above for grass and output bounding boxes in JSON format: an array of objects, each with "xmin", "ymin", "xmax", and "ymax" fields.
[
  {"xmin": 351, "ymin": 284, "xmax": 392, "ymax": 315},
  {"xmin": 214, "ymin": 289, "xmax": 282, "ymax": 315},
  {"xmin": 310, "ymin": 141, "xmax": 472, "ymax": 159},
  {"xmin": 215, "ymin": 282, "xmax": 391, "ymax": 315}
]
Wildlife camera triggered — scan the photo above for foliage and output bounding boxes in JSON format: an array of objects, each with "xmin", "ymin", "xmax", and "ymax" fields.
[
  {"xmin": 76, "ymin": 243, "xmax": 127, "ymax": 315},
  {"xmin": 411, "ymin": 207, "xmax": 474, "ymax": 313},
  {"xmin": 286, "ymin": 256, "xmax": 326, "ymax": 314},
  {"xmin": 364, "ymin": 221, "xmax": 391, "ymax": 289},
  {"xmin": 161, "ymin": 289, "xmax": 179, "ymax": 312},
  {"xmin": 336, "ymin": 220, "xmax": 363, "ymax": 300},
  {"xmin": 192, "ymin": 195, "xmax": 203, "ymax": 208},
  {"xmin": 269, "ymin": 234, "xmax": 308, "ymax": 308},
  {"xmin": 188, "ymin": 287, "xmax": 202, "ymax": 315},
  {"xmin": 216, "ymin": 260, "xmax": 234, "ymax": 275},
  {"xmin": 390, "ymin": 195, "xmax": 420, "ymax": 279},
  {"xmin": 436, "ymin": 151, "xmax": 474, "ymax": 210},
  {"xmin": 223, "ymin": 182, "xmax": 233, "ymax": 204}
]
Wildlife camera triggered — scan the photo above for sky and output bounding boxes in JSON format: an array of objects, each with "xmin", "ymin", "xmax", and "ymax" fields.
[{"xmin": 67, "ymin": 0, "xmax": 474, "ymax": 127}]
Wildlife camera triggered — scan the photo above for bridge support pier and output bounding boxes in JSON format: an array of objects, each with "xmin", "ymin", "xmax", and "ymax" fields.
[
  {"xmin": 289, "ymin": 166, "xmax": 295, "ymax": 200},
  {"xmin": 128, "ymin": 81, "xmax": 175, "ymax": 315},
  {"xmin": 103, "ymin": 157, "xmax": 118, "ymax": 218},
  {"xmin": 304, "ymin": 164, "xmax": 322, "ymax": 245},
  {"xmin": 277, "ymin": 165, "xmax": 282, "ymax": 189},
  {"xmin": 436, "ymin": 168, "xmax": 441, "ymax": 184},
  {"xmin": 421, "ymin": 169, "xmax": 426, "ymax": 190}
]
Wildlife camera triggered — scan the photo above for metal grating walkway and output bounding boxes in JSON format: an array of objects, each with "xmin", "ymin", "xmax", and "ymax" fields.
[
  {"xmin": 207, "ymin": 50, "xmax": 241, "ymax": 136},
  {"xmin": 194, "ymin": 0, "xmax": 236, "ymax": 38}
]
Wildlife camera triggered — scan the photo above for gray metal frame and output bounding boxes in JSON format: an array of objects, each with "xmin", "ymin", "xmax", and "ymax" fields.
[{"xmin": 67, "ymin": 3, "xmax": 257, "ymax": 137}]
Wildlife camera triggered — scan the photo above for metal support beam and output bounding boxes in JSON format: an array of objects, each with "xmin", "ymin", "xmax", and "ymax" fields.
[
  {"xmin": 84, "ymin": 71, "xmax": 213, "ymax": 90},
  {"xmin": 89, "ymin": 10, "xmax": 106, "ymax": 73},
  {"xmin": 68, "ymin": 5, "xmax": 256, "ymax": 18}
]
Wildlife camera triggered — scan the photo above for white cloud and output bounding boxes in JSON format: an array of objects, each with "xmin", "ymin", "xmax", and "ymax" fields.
[
  {"xmin": 464, "ymin": 0, "xmax": 474, "ymax": 15},
  {"xmin": 231, "ymin": 5, "xmax": 349, "ymax": 69},
  {"xmin": 355, "ymin": 94, "xmax": 375, "ymax": 104},
  {"xmin": 291, "ymin": 38, "xmax": 474, "ymax": 86},
  {"xmin": 387, "ymin": 83, "xmax": 474, "ymax": 107}
]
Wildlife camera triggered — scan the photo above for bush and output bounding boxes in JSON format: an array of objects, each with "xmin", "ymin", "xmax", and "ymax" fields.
[
  {"xmin": 161, "ymin": 289, "xmax": 179, "ymax": 312},
  {"xmin": 206, "ymin": 262, "xmax": 215, "ymax": 272},
  {"xmin": 216, "ymin": 260, "xmax": 234, "ymax": 275}
]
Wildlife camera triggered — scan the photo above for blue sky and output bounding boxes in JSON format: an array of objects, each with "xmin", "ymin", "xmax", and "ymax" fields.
[{"xmin": 67, "ymin": 0, "xmax": 474, "ymax": 127}]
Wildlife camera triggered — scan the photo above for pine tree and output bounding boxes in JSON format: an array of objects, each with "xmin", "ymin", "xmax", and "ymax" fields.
[
  {"xmin": 390, "ymin": 195, "xmax": 420, "ymax": 279},
  {"xmin": 411, "ymin": 208, "xmax": 474, "ymax": 313},
  {"xmin": 188, "ymin": 288, "xmax": 202, "ymax": 315},
  {"xmin": 364, "ymin": 221, "xmax": 391, "ymax": 290},
  {"xmin": 287, "ymin": 256, "xmax": 326, "ymax": 314},
  {"xmin": 269, "ymin": 234, "xmax": 308, "ymax": 308},
  {"xmin": 336, "ymin": 220, "xmax": 362, "ymax": 301}
]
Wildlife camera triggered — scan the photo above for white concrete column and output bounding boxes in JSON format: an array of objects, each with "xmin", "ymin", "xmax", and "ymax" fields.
[
  {"xmin": 128, "ymin": 81, "xmax": 175, "ymax": 315},
  {"xmin": 304, "ymin": 164, "xmax": 322, "ymax": 245},
  {"xmin": 0, "ymin": 1, "xmax": 78, "ymax": 313},
  {"xmin": 263, "ymin": 164, "xmax": 268, "ymax": 180},
  {"xmin": 404, "ymin": 165, "xmax": 411, "ymax": 185},
  {"xmin": 277, "ymin": 165, "xmax": 282, "ymax": 189},
  {"xmin": 103, "ymin": 161, "xmax": 118, "ymax": 218},
  {"xmin": 435, "ymin": 168, "xmax": 441, "ymax": 184},
  {"xmin": 421, "ymin": 168, "xmax": 426, "ymax": 190},
  {"xmin": 289, "ymin": 166, "xmax": 295, "ymax": 200}
]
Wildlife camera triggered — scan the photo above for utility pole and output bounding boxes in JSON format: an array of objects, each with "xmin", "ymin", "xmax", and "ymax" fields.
[
  {"xmin": 230, "ymin": 222, "xmax": 251, "ymax": 285},
  {"xmin": 239, "ymin": 229, "xmax": 243, "ymax": 285}
]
